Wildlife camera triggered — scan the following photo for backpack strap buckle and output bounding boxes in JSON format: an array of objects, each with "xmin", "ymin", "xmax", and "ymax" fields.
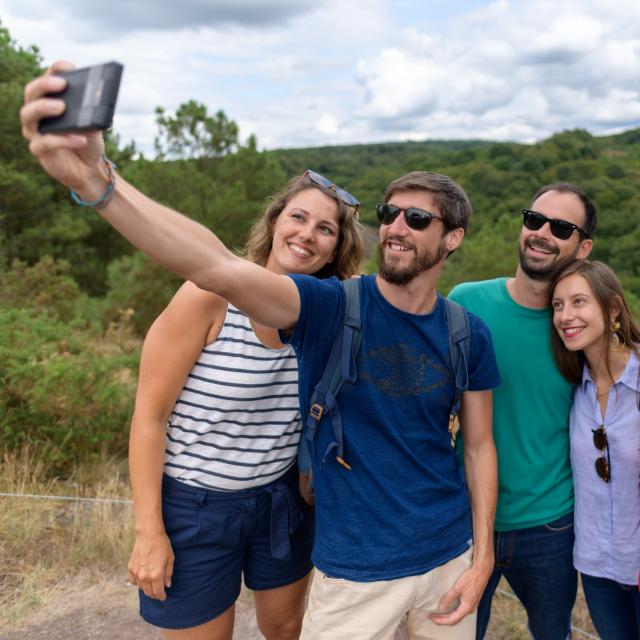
[
  {"xmin": 448, "ymin": 414, "xmax": 459, "ymax": 448},
  {"xmin": 309, "ymin": 403, "xmax": 324, "ymax": 421}
]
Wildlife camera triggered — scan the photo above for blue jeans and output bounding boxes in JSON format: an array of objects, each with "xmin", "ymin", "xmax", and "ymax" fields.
[
  {"xmin": 581, "ymin": 573, "xmax": 640, "ymax": 640},
  {"xmin": 476, "ymin": 512, "xmax": 577, "ymax": 640}
]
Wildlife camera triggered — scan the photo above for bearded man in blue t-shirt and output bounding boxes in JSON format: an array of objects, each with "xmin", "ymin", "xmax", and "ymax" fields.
[
  {"xmin": 21, "ymin": 85, "xmax": 500, "ymax": 638},
  {"xmin": 283, "ymin": 172, "xmax": 500, "ymax": 639},
  {"xmin": 113, "ymin": 170, "xmax": 499, "ymax": 638}
]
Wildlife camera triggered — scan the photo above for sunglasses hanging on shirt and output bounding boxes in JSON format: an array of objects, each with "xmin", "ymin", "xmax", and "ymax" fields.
[{"xmin": 592, "ymin": 425, "xmax": 611, "ymax": 482}]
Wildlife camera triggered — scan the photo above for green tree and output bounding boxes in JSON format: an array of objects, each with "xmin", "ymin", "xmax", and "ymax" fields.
[
  {"xmin": 154, "ymin": 100, "xmax": 239, "ymax": 162},
  {"xmin": 102, "ymin": 251, "xmax": 182, "ymax": 336},
  {"xmin": 0, "ymin": 256, "xmax": 84, "ymax": 322},
  {"xmin": 0, "ymin": 22, "xmax": 42, "ymax": 164},
  {"xmin": 0, "ymin": 23, "xmax": 138, "ymax": 294},
  {"xmin": 440, "ymin": 214, "xmax": 521, "ymax": 293}
]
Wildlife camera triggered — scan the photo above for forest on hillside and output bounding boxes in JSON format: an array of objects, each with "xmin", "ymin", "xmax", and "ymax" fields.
[{"xmin": 1, "ymin": 23, "xmax": 639, "ymax": 470}]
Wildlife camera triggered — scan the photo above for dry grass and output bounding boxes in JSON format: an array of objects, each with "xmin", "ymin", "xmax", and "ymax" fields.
[
  {"xmin": 0, "ymin": 448, "xmax": 134, "ymax": 628},
  {"xmin": 0, "ymin": 449, "xmax": 600, "ymax": 638},
  {"xmin": 485, "ymin": 579, "xmax": 599, "ymax": 639}
]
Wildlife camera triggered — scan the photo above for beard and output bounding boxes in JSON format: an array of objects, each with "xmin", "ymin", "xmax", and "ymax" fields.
[
  {"xmin": 519, "ymin": 237, "xmax": 580, "ymax": 282},
  {"xmin": 379, "ymin": 238, "xmax": 448, "ymax": 286}
]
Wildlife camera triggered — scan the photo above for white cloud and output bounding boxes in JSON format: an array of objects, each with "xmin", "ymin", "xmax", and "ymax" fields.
[
  {"xmin": 3, "ymin": 0, "xmax": 318, "ymax": 36},
  {"xmin": 357, "ymin": 49, "xmax": 443, "ymax": 118},
  {"xmin": 3, "ymin": 0, "xmax": 639, "ymax": 152},
  {"xmin": 315, "ymin": 114, "xmax": 340, "ymax": 137},
  {"xmin": 354, "ymin": 0, "xmax": 640, "ymax": 143}
]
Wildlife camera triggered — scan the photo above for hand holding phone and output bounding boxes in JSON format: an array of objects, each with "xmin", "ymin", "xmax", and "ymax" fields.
[{"xmin": 38, "ymin": 61, "xmax": 123, "ymax": 134}]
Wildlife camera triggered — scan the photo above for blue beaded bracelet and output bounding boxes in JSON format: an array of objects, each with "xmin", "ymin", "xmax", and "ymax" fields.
[{"xmin": 70, "ymin": 155, "xmax": 117, "ymax": 209}]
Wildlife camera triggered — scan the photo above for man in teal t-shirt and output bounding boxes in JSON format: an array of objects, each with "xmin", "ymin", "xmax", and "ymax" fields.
[{"xmin": 449, "ymin": 182, "xmax": 597, "ymax": 640}]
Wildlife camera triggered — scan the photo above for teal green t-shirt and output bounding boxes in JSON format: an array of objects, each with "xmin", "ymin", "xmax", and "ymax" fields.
[{"xmin": 449, "ymin": 277, "xmax": 574, "ymax": 531}]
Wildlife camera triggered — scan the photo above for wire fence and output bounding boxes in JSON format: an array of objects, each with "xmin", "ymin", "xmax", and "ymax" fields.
[{"xmin": 0, "ymin": 491, "xmax": 132, "ymax": 504}]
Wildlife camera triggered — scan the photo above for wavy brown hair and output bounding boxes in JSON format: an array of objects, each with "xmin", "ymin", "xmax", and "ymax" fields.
[
  {"xmin": 550, "ymin": 260, "xmax": 640, "ymax": 386},
  {"xmin": 244, "ymin": 173, "xmax": 363, "ymax": 279}
]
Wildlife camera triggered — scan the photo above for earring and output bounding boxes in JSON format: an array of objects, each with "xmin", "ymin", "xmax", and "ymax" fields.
[{"xmin": 612, "ymin": 320, "xmax": 625, "ymax": 350}]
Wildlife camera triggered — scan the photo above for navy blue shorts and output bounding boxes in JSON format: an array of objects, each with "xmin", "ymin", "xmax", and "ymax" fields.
[{"xmin": 139, "ymin": 465, "xmax": 314, "ymax": 630}]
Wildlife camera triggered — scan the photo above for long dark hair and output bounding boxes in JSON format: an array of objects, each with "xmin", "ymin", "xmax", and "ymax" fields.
[{"xmin": 550, "ymin": 261, "xmax": 640, "ymax": 396}]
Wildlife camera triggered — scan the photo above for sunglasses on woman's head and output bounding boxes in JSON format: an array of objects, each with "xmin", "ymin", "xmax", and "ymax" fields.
[
  {"xmin": 376, "ymin": 203, "xmax": 445, "ymax": 231},
  {"xmin": 522, "ymin": 209, "xmax": 589, "ymax": 241},
  {"xmin": 592, "ymin": 425, "xmax": 611, "ymax": 482},
  {"xmin": 303, "ymin": 170, "xmax": 360, "ymax": 217}
]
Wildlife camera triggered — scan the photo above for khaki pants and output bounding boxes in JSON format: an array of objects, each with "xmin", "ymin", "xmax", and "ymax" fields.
[{"xmin": 300, "ymin": 547, "xmax": 475, "ymax": 640}]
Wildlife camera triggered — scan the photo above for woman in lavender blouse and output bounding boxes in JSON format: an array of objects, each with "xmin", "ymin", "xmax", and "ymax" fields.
[{"xmin": 550, "ymin": 260, "xmax": 640, "ymax": 640}]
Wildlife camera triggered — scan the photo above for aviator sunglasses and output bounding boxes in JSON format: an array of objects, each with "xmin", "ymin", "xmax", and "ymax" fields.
[
  {"xmin": 303, "ymin": 170, "xmax": 360, "ymax": 216},
  {"xmin": 376, "ymin": 203, "xmax": 445, "ymax": 231},
  {"xmin": 522, "ymin": 209, "xmax": 589, "ymax": 241},
  {"xmin": 592, "ymin": 425, "xmax": 611, "ymax": 482}
]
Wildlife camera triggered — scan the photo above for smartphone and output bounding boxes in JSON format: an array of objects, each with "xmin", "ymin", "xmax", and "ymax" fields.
[{"xmin": 38, "ymin": 61, "xmax": 124, "ymax": 134}]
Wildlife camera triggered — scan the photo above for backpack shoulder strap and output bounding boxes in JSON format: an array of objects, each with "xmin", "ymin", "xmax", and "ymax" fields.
[
  {"xmin": 341, "ymin": 278, "xmax": 363, "ymax": 381},
  {"xmin": 303, "ymin": 278, "xmax": 362, "ymax": 471},
  {"xmin": 445, "ymin": 297, "xmax": 470, "ymax": 418}
]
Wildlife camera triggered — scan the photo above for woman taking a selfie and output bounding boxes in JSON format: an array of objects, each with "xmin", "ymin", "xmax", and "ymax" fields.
[
  {"xmin": 127, "ymin": 171, "xmax": 362, "ymax": 640},
  {"xmin": 550, "ymin": 260, "xmax": 640, "ymax": 640}
]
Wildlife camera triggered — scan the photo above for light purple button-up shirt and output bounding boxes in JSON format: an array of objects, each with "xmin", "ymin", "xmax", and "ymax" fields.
[{"xmin": 570, "ymin": 350, "xmax": 640, "ymax": 585}]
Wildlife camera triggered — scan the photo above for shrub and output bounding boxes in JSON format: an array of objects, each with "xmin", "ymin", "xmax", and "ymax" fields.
[
  {"xmin": 0, "ymin": 308, "xmax": 140, "ymax": 472},
  {"xmin": 0, "ymin": 256, "xmax": 84, "ymax": 322}
]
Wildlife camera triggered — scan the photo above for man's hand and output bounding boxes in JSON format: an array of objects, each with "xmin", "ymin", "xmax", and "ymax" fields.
[
  {"xmin": 127, "ymin": 531, "xmax": 175, "ymax": 601},
  {"xmin": 429, "ymin": 561, "xmax": 491, "ymax": 626},
  {"xmin": 20, "ymin": 61, "xmax": 108, "ymax": 197}
]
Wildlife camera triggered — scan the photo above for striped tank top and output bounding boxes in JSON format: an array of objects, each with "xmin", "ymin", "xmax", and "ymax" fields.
[{"xmin": 164, "ymin": 304, "xmax": 301, "ymax": 491}]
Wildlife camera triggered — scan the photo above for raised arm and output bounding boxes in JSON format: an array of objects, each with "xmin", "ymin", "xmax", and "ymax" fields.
[
  {"xmin": 20, "ymin": 62, "xmax": 300, "ymax": 329},
  {"xmin": 431, "ymin": 389, "xmax": 497, "ymax": 626}
]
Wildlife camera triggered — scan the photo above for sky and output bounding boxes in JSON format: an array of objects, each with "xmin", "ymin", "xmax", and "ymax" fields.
[{"xmin": 2, "ymin": 0, "xmax": 640, "ymax": 156}]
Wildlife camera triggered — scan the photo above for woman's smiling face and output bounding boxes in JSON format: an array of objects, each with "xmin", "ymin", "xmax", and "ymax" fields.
[
  {"xmin": 552, "ymin": 273, "xmax": 608, "ymax": 356},
  {"xmin": 266, "ymin": 187, "xmax": 339, "ymax": 275}
]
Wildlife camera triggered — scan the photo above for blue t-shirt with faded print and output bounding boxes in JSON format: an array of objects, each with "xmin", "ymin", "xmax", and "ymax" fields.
[{"xmin": 284, "ymin": 273, "xmax": 500, "ymax": 581}]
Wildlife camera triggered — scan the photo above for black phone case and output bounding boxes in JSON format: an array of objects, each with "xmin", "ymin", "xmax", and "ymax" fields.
[{"xmin": 38, "ymin": 62, "xmax": 124, "ymax": 134}]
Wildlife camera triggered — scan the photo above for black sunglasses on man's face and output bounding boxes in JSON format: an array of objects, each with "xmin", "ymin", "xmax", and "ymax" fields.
[
  {"xmin": 376, "ymin": 203, "xmax": 444, "ymax": 231},
  {"xmin": 522, "ymin": 209, "xmax": 589, "ymax": 241}
]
